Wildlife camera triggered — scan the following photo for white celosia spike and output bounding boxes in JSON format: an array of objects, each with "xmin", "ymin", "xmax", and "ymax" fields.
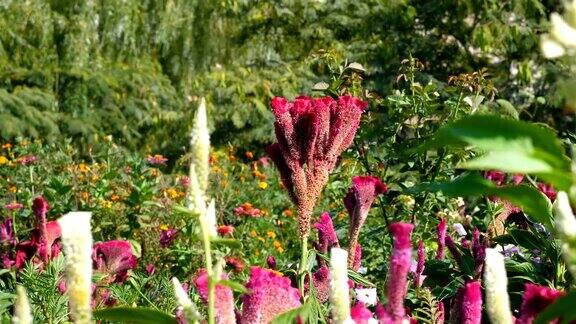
[
  {"xmin": 551, "ymin": 13, "xmax": 576, "ymax": 48},
  {"xmin": 172, "ymin": 277, "xmax": 201, "ymax": 323},
  {"xmin": 202, "ymin": 199, "xmax": 217, "ymax": 239},
  {"xmin": 187, "ymin": 165, "xmax": 206, "ymax": 216},
  {"xmin": 12, "ymin": 286, "xmax": 32, "ymax": 324},
  {"xmin": 541, "ymin": 35, "xmax": 566, "ymax": 58},
  {"xmin": 484, "ymin": 248, "xmax": 513, "ymax": 324},
  {"xmin": 330, "ymin": 247, "xmax": 351, "ymax": 324},
  {"xmin": 553, "ymin": 191, "xmax": 576, "ymax": 276},
  {"xmin": 190, "ymin": 97, "xmax": 210, "ymax": 194},
  {"xmin": 58, "ymin": 212, "xmax": 93, "ymax": 324}
]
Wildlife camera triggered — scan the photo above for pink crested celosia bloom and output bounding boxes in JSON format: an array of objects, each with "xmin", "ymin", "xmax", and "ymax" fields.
[
  {"xmin": 461, "ymin": 281, "xmax": 482, "ymax": 324},
  {"xmin": 414, "ymin": 239, "xmax": 425, "ymax": 289},
  {"xmin": 267, "ymin": 95, "xmax": 368, "ymax": 239},
  {"xmin": 309, "ymin": 265, "xmax": 330, "ymax": 303},
  {"xmin": 146, "ymin": 154, "xmax": 168, "ymax": 165},
  {"xmin": 485, "ymin": 170, "xmax": 506, "ymax": 186},
  {"xmin": 92, "ymin": 240, "xmax": 138, "ymax": 283},
  {"xmin": 241, "ymin": 267, "xmax": 301, "ymax": 323},
  {"xmin": 313, "ymin": 212, "xmax": 339, "ymax": 256},
  {"xmin": 34, "ymin": 220, "xmax": 62, "ymax": 263},
  {"xmin": 445, "ymin": 235, "xmax": 462, "ymax": 265},
  {"xmin": 4, "ymin": 202, "xmax": 23, "ymax": 211},
  {"xmin": 350, "ymin": 302, "xmax": 375, "ymax": 324},
  {"xmin": 217, "ymin": 225, "xmax": 234, "ymax": 236},
  {"xmin": 345, "ymin": 175, "xmax": 387, "ymax": 266},
  {"xmin": 516, "ymin": 283, "xmax": 564, "ymax": 324},
  {"xmin": 538, "ymin": 182, "xmax": 557, "ymax": 201},
  {"xmin": 386, "ymin": 222, "xmax": 414, "ymax": 322},
  {"xmin": 436, "ymin": 218, "xmax": 447, "ymax": 260},
  {"xmin": 195, "ymin": 269, "xmax": 236, "ymax": 324},
  {"xmin": 160, "ymin": 228, "xmax": 178, "ymax": 247}
]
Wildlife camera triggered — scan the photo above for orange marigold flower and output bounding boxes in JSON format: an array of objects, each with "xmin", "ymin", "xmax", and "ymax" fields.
[
  {"xmin": 111, "ymin": 195, "xmax": 121, "ymax": 202},
  {"xmin": 79, "ymin": 163, "xmax": 89, "ymax": 173},
  {"xmin": 282, "ymin": 209, "xmax": 293, "ymax": 217},
  {"xmin": 249, "ymin": 230, "xmax": 257, "ymax": 237},
  {"xmin": 267, "ymin": 231, "xmax": 276, "ymax": 239},
  {"xmin": 2, "ymin": 143, "xmax": 12, "ymax": 149},
  {"xmin": 81, "ymin": 191, "xmax": 90, "ymax": 200},
  {"xmin": 245, "ymin": 151, "xmax": 254, "ymax": 159}
]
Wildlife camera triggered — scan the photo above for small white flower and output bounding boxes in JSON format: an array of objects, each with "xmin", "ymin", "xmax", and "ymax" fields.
[
  {"xmin": 453, "ymin": 223, "xmax": 467, "ymax": 236},
  {"xmin": 355, "ymin": 288, "xmax": 378, "ymax": 306},
  {"xmin": 172, "ymin": 277, "xmax": 201, "ymax": 323},
  {"xmin": 58, "ymin": 212, "xmax": 93, "ymax": 324},
  {"xmin": 12, "ymin": 286, "xmax": 32, "ymax": 324},
  {"xmin": 330, "ymin": 248, "xmax": 352, "ymax": 324},
  {"xmin": 484, "ymin": 248, "xmax": 513, "ymax": 324}
]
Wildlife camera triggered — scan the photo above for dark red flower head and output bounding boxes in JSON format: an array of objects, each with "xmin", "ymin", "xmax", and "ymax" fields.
[
  {"xmin": 92, "ymin": 240, "xmax": 138, "ymax": 283},
  {"xmin": 517, "ymin": 284, "xmax": 564, "ymax": 324},
  {"xmin": 313, "ymin": 212, "xmax": 339, "ymax": 255}
]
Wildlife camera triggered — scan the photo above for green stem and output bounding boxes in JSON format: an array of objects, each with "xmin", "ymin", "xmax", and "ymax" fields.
[
  {"xmin": 202, "ymin": 233, "xmax": 215, "ymax": 324},
  {"xmin": 298, "ymin": 237, "xmax": 309, "ymax": 299}
]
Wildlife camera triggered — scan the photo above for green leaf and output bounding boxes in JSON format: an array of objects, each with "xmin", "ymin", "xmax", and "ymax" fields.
[
  {"xmin": 218, "ymin": 279, "xmax": 249, "ymax": 294},
  {"xmin": 534, "ymin": 291, "xmax": 576, "ymax": 324},
  {"xmin": 270, "ymin": 301, "xmax": 311, "ymax": 324},
  {"xmin": 211, "ymin": 238, "xmax": 241, "ymax": 248},
  {"xmin": 94, "ymin": 307, "xmax": 177, "ymax": 324},
  {"xmin": 421, "ymin": 115, "xmax": 572, "ymax": 190}
]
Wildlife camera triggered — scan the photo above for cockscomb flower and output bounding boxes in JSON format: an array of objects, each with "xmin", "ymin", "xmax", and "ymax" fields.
[
  {"xmin": 13, "ymin": 285, "xmax": 32, "ymax": 324},
  {"xmin": 352, "ymin": 244, "xmax": 362, "ymax": 271},
  {"xmin": 385, "ymin": 222, "xmax": 413, "ymax": 322},
  {"xmin": 484, "ymin": 248, "xmax": 513, "ymax": 324},
  {"xmin": 34, "ymin": 220, "xmax": 62, "ymax": 263},
  {"xmin": 190, "ymin": 98, "xmax": 211, "ymax": 194},
  {"xmin": 436, "ymin": 218, "xmax": 447, "ymax": 260},
  {"xmin": 484, "ymin": 170, "xmax": 505, "ymax": 186},
  {"xmin": 240, "ymin": 266, "xmax": 301, "ymax": 323},
  {"xmin": 194, "ymin": 269, "xmax": 236, "ymax": 324},
  {"xmin": 413, "ymin": 239, "xmax": 425, "ymax": 289},
  {"xmin": 92, "ymin": 240, "xmax": 138, "ymax": 283},
  {"xmin": 345, "ymin": 175, "xmax": 387, "ymax": 266},
  {"xmin": 553, "ymin": 191, "xmax": 576, "ymax": 276},
  {"xmin": 172, "ymin": 277, "xmax": 201, "ymax": 324},
  {"xmin": 350, "ymin": 302, "xmax": 376, "ymax": 324},
  {"xmin": 309, "ymin": 265, "xmax": 330, "ymax": 303},
  {"xmin": 517, "ymin": 283, "xmax": 564, "ymax": 324},
  {"xmin": 145, "ymin": 263, "xmax": 155, "ymax": 276},
  {"xmin": 32, "ymin": 196, "xmax": 49, "ymax": 223},
  {"xmin": 329, "ymin": 248, "xmax": 351, "ymax": 324},
  {"xmin": 0, "ymin": 218, "xmax": 15, "ymax": 246},
  {"xmin": 472, "ymin": 228, "xmax": 485, "ymax": 278},
  {"xmin": 159, "ymin": 228, "xmax": 178, "ymax": 248},
  {"xmin": 461, "ymin": 281, "xmax": 482, "ymax": 324},
  {"xmin": 268, "ymin": 95, "xmax": 368, "ymax": 240},
  {"xmin": 314, "ymin": 212, "xmax": 339, "ymax": 255},
  {"xmin": 266, "ymin": 255, "xmax": 277, "ymax": 269},
  {"xmin": 445, "ymin": 235, "xmax": 462, "ymax": 265},
  {"xmin": 58, "ymin": 212, "xmax": 93, "ymax": 323}
]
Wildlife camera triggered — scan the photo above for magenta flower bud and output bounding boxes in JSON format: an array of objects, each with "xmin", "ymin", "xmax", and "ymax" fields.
[
  {"xmin": 313, "ymin": 212, "xmax": 339, "ymax": 255},
  {"xmin": 485, "ymin": 170, "xmax": 505, "ymax": 186},
  {"xmin": 386, "ymin": 222, "xmax": 414, "ymax": 322},
  {"xmin": 57, "ymin": 280, "xmax": 67, "ymax": 294},
  {"xmin": 195, "ymin": 269, "xmax": 236, "ymax": 324},
  {"xmin": 512, "ymin": 173, "xmax": 524, "ymax": 185},
  {"xmin": 145, "ymin": 263, "xmax": 155, "ymax": 276},
  {"xmin": 345, "ymin": 175, "xmax": 387, "ymax": 266},
  {"xmin": 516, "ymin": 284, "xmax": 564, "ymax": 324},
  {"xmin": 92, "ymin": 240, "xmax": 137, "ymax": 283},
  {"xmin": 538, "ymin": 182, "xmax": 557, "ymax": 201},
  {"xmin": 436, "ymin": 218, "xmax": 447, "ymax": 260},
  {"xmin": 240, "ymin": 267, "xmax": 301, "ymax": 323},
  {"xmin": 350, "ymin": 302, "xmax": 375, "ymax": 324},
  {"xmin": 414, "ymin": 239, "xmax": 425, "ymax": 289},
  {"xmin": 267, "ymin": 255, "xmax": 277, "ymax": 269},
  {"xmin": 461, "ymin": 281, "xmax": 482, "ymax": 324},
  {"xmin": 159, "ymin": 228, "xmax": 178, "ymax": 248},
  {"xmin": 32, "ymin": 196, "xmax": 49, "ymax": 225}
]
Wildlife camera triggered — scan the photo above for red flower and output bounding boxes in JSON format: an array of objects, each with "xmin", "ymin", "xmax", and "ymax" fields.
[
  {"xmin": 217, "ymin": 225, "xmax": 235, "ymax": 236},
  {"xmin": 485, "ymin": 170, "xmax": 506, "ymax": 186},
  {"xmin": 538, "ymin": 182, "xmax": 557, "ymax": 201},
  {"xmin": 313, "ymin": 212, "xmax": 339, "ymax": 255},
  {"xmin": 517, "ymin": 284, "xmax": 564, "ymax": 324},
  {"xmin": 225, "ymin": 256, "xmax": 245, "ymax": 273},
  {"xmin": 92, "ymin": 240, "xmax": 138, "ymax": 283},
  {"xmin": 234, "ymin": 203, "xmax": 261, "ymax": 217}
]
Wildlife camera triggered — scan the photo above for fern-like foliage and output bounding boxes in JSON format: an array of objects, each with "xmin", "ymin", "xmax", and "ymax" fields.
[{"xmin": 412, "ymin": 288, "xmax": 443, "ymax": 324}]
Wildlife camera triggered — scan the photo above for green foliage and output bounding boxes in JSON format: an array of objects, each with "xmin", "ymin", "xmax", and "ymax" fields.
[{"xmin": 94, "ymin": 307, "xmax": 177, "ymax": 324}]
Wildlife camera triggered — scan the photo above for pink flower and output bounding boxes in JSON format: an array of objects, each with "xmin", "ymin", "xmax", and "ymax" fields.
[
  {"xmin": 485, "ymin": 170, "xmax": 505, "ymax": 186},
  {"xmin": 194, "ymin": 269, "xmax": 236, "ymax": 324},
  {"xmin": 436, "ymin": 218, "xmax": 447, "ymax": 260},
  {"xmin": 34, "ymin": 220, "xmax": 62, "ymax": 263},
  {"xmin": 313, "ymin": 212, "xmax": 339, "ymax": 255},
  {"xmin": 240, "ymin": 267, "xmax": 301, "ymax": 323},
  {"xmin": 345, "ymin": 175, "xmax": 387, "ymax": 266},
  {"xmin": 538, "ymin": 182, "xmax": 557, "ymax": 201},
  {"xmin": 146, "ymin": 154, "xmax": 168, "ymax": 165},
  {"xmin": 516, "ymin": 284, "xmax": 564, "ymax": 324},
  {"xmin": 57, "ymin": 280, "xmax": 67, "ymax": 294},
  {"xmin": 32, "ymin": 196, "xmax": 49, "ymax": 223},
  {"xmin": 92, "ymin": 240, "xmax": 138, "ymax": 283},
  {"xmin": 351, "ymin": 302, "xmax": 374, "ymax": 324},
  {"xmin": 0, "ymin": 218, "xmax": 15, "ymax": 246},
  {"xmin": 268, "ymin": 95, "xmax": 367, "ymax": 239},
  {"xmin": 266, "ymin": 256, "xmax": 277, "ymax": 269},
  {"xmin": 385, "ymin": 222, "xmax": 414, "ymax": 322},
  {"xmin": 178, "ymin": 176, "xmax": 191, "ymax": 188},
  {"xmin": 217, "ymin": 225, "xmax": 234, "ymax": 236},
  {"xmin": 4, "ymin": 202, "xmax": 23, "ymax": 211},
  {"xmin": 145, "ymin": 263, "xmax": 155, "ymax": 276},
  {"xmin": 461, "ymin": 281, "xmax": 482, "ymax": 324},
  {"xmin": 445, "ymin": 235, "xmax": 462, "ymax": 265},
  {"xmin": 225, "ymin": 256, "xmax": 245, "ymax": 273},
  {"xmin": 160, "ymin": 228, "xmax": 178, "ymax": 247},
  {"xmin": 308, "ymin": 265, "xmax": 330, "ymax": 303},
  {"xmin": 413, "ymin": 239, "xmax": 425, "ymax": 288},
  {"xmin": 512, "ymin": 173, "xmax": 524, "ymax": 185},
  {"xmin": 234, "ymin": 203, "xmax": 261, "ymax": 217},
  {"xmin": 18, "ymin": 155, "xmax": 38, "ymax": 166}
]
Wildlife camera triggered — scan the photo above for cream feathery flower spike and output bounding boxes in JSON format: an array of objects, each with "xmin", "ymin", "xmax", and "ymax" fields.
[
  {"xmin": 484, "ymin": 248, "xmax": 513, "ymax": 324},
  {"xmin": 172, "ymin": 277, "xmax": 201, "ymax": 324},
  {"xmin": 12, "ymin": 286, "xmax": 32, "ymax": 324},
  {"xmin": 553, "ymin": 191, "xmax": 576, "ymax": 276},
  {"xmin": 58, "ymin": 212, "xmax": 93, "ymax": 324},
  {"xmin": 329, "ymin": 247, "xmax": 352, "ymax": 324},
  {"xmin": 190, "ymin": 97, "xmax": 210, "ymax": 194}
]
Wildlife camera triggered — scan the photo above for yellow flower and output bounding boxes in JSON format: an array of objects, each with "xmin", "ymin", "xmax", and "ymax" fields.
[
  {"xmin": 258, "ymin": 182, "xmax": 268, "ymax": 190},
  {"xmin": 9, "ymin": 186, "xmax": 17, "ymax": 193},
  {"xmin": 160, "ymin": 224, "xmax": 169, "ymax": 231},
  {"xmin": 273, "ymin": 240, "xmax": 284, "ymax": 253},
  {"xmin": 0, "ymin": 156, "xmax": 8, "ymax": 165},
  {"xmin": 267, "ymin": 231, "xmax": 276, "ymax": 239},
  {"xmin": 79, "ymin": 163, "xmax": 89, "ymax": 173},
  {"xmin": 81, "ymin": 192, "xmax": 89, "ymax": 200},
  {"xmin": 102, "ymin": 201, "xmax": 112, "ymax": 209},
  {"xmin": 166, "ymin": 188, "xmax": 181, "ymax": 199},
  {"xmin": 258, "ymin": 236, "xmax": 265, "ymax": 242},
  {"xmin": 91, "ymin": 175, "xmax": 99, "ymax": 182},
  {"xmin": 249, "ymin": 230, "xmax": 257, "ymax": 237}
]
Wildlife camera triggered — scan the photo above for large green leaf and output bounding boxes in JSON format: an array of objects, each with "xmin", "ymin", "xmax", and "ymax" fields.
[
  {"xmin": 417, "ymin": 172, "xmax": 553, "ymax": 228},
  {"xmin": 534, "ymin": 291, "xmax": 576, "ymax": 324},
  {"xmin": 421, "ymin": 115, "xmax": 572, "ymax": 190},
  {"xmin": 94, "ymin": 307, "xmax": 177, "ymax": 324}
]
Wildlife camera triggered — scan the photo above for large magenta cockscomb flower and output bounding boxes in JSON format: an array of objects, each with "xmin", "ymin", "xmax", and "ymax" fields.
[
  {"xmin": 92, "ymin": 240, "xmax": 137, "ymax": 283},
  {"xmin": 516, "ymin": 284, "xmax": 564, "ymax": 324},
  {"xmin": 268, "ymin": 95, "xmax": 367, "ymax": 240},
  {"xmin": 351, "ymin": 302, "xmax": 375, "ymax": 324},
  {"xmin": 194, "ymin": 269, "xmax": 236, "ymax": 324},
  {"xmin": 436, "ymin": 218, "xmax": 447, "ymax": 260},
  {"xmin": 35, "ymin": 220, "xmax": 62, "ymax": 263},
  {"xmin": 240, "ymin": 267, "xmax": 301, "ymax": 323},
  {"xmin": 313, "ymin": 212, "xmax": 339, "ymax": 255},
  {"xmin": 385, "ymin": 222, "xmax": 414, "ymax": 322},
  {"xmin": 461, "ymin": 281, "xmax": 482, "ymax": 324},
  {"xmin": 345, "ymin": 175, "xmax": 387, "ymax": 266}
]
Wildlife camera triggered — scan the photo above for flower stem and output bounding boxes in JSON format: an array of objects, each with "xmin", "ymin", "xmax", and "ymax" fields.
[
  {"xmin": 298, "ymin": 236, "xmax": 309, "ymax": 298},
  {"xmin": 202, "ymin": 233, "xmax": 215, "ymax": 324}
]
